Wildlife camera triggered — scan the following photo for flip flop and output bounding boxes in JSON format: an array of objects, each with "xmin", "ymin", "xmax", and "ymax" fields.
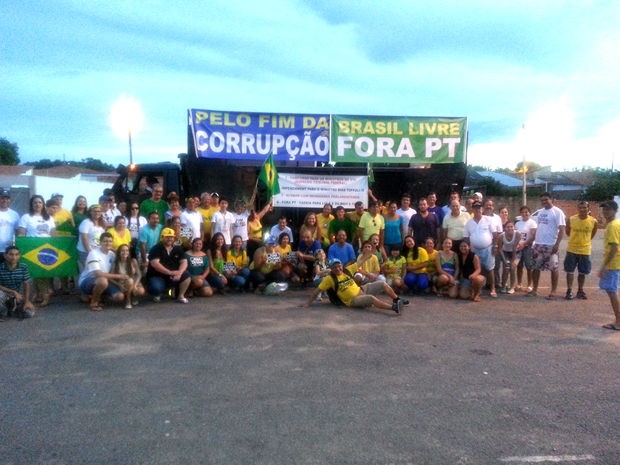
[
  {"xmin": 545, "ymin": 295, "xmax": 556, "ymax": 301},
  {"xmin": 602, "ymin": 323, "xmax": 620, "ymax": 331},
  {"xmin": 90, "ymin": 304, "xmax": 103, "ymax": 312}
]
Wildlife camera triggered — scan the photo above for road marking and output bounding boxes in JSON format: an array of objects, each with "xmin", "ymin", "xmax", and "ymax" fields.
[{"xmin": 500, "ymin": 455, "xmax": 595, "ymax": 463}]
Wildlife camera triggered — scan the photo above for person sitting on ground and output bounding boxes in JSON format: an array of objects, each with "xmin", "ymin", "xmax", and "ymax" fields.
[
  {"xmin": 0, "ymin": 245, "xmax": 35, "ymax": 320},
  {"xmin": 206, "ymin": 232, "xmax": 229, "ymax": 292},
  {"xmin": 276, "ymin": 232, "xmax": 299, "ymax": 284},
  {"xmin": 402, "ymin": 235, "xmax": 429, "ymax": 293},
  {"xmin": 78, "ymin": 232, "xmax": 128, "ymax": 311},
  {"xmin": 435, "ymin": 238, "xmax": 459, "ymax": 298},
  {"xmin": 368, "ymin": 233, "xmax": 387, "ymax": 264},
  {"xmin": 296, "ymin": 230, "xmax": 322, "ymax": 284},
  {"xmin": 381, "ymin": 246, "xmax": 406, "ymax": 294},
  {"xmin": 248, "ymin": 238, "xmax": 287, "ymax": 293},
  {"xmin": 146, "ymin": 227, "xmax": 191, "ymax": 304},
  {"xmin": 424, "ymin": 237, "xmax": 439, "ymax": 292},
  {"xmin": 225, "ymin": 235, "xmax": 251, "ymax": 291},
  {"xmin": 313, "ymin": 249, "xmax": 330, "ymax": 288},
  {"xmin": 327, "ymin": 229, "xmax": 356, "ymax": 266},
  {"xmin": 457, "ymin": 240, "xmax": 485, "ymax": 302},
  {"xmin": 354, "ymin": 240, "xmax": 384, "ymax": 285},
  {"xmin": 184, "ymin": 237, "xmax": 214, "ymax": 298},
  {"xmin": 303, "ymin": 258, "xmax": 405, "ymax": 315},
  {"xmin": 112, "ymin": 243, "xmax": 145, "ymax": 308}
]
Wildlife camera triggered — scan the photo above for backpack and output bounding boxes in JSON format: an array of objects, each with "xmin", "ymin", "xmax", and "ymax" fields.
[{"xmin": 325, "ymin": 268, "xmax": 354, "ymax": 306}]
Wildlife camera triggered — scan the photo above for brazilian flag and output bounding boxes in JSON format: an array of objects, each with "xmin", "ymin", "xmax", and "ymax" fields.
[
  {"xmin": 15, "ymin": 237, "xmax": 78, "ymax": 278},
  {"xmin": 258, "ymin": 154, "xmax": 281, "ymax": 197}
]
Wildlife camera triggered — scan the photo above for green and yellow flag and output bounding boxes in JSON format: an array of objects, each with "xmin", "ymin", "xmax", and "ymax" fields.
[
  {"xmin": 258, "ymin": 154, "xmax": 280, "ymax": 196},
  {"xmin": 15, "ymin": 237, "xmax": 78, "ymax": 278}
]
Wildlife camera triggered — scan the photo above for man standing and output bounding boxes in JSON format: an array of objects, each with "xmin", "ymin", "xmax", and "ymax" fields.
[
  {"xmin": 358, "ymin": 201, "xmax": 385, "ymax": 245},
  {"xmin": 441, "ymin": 199, "xmax": 471, "ymax": 252},
  {"xmin": 196, "ymin": 192, "xmax": 218, "ymax": 242},
  {"xmin": 427, "ymin": 191, "xmax": 444, "ymax": 225},
  {"xmin": 0, "ymin": 188, "xmax": 19, "ymax": 264},
  {"xmin": 530, "ymin": 192, "xmax": 566, "ymax": 299},
  {"xmin": 408, "ymin": 198, "xmax": 440, "ymax": 246},
  {"xmin": 180, "ymin": 197, "xmax": 203, "ymax": 241},
  {"xmin": 139, "ymin": 212, "xmax": 163, "ymax": 272},
  {"xmin": 0, "ymin": 245, "xmax": 35, "ymax": 319},
  {"xmin": 139, "ymin": 184, "xmax": 167, "ymax": 225},
  {"xmin": 598, "ymin": 200, "xmax": 620, "ymax": 331},
  {"xmin": 269, "ymin": 216, "xmax": 294, "ymax": 244},
  {"xmin": 147, "ymin": 227, "xmax": 191, "ymax": 303},
  {"xmin": 441, "ymin": 191, "xmax": 467, "ymax": 218},
  {"xmin": 463, "ymin": 201, "xmax": 499, "ymax": 297},
  {"xmin": 564, "ymin": 200, "xmax": 597, "ymax": 300},
  {"xmin": 211, "ymin": 198, "xmax": 235, "ymax": 246},
  {"xmin": 327, "ymin": 206, "xmax": 356, "ymax": 245},
  {"xmin": 50, "ymin": 193, "xmax": 75, "ymax": 236},
  {"xmin": 396, "ymin": 194, "xmax": 416, "ymax": 239}
]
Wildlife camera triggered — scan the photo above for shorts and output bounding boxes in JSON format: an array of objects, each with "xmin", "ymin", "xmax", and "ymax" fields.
[
  {"xmin": 79, "ymin": 276, "xmax": 122, "ymax": 296},
  {"xmin": 518, "ymin": 247, "xmax": 533, "ymax": 269},
  {"xmin": 531, "ymin": 244, "xmax": 559, "ymax": 272},
  {"xmin": 349, "ymin": 281, "xmax": 386, "ymax": 308},
  {"xmin": 563, "ymin": 252, "xmax": 591, "ymax": 275},
  {"xmin": 472, "ymin": 245, "xmax": 495, "ymax": 271},
  {"xmin": 599, "ymin": 269, "xmax": 620, "ymax": 293}
]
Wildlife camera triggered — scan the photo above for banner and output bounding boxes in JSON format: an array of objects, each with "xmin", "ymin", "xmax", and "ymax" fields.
[
  {"xmin": 15, "ymin": 237, "xmax": 78, "ymax": 278},
  {"xmin": 258, "ymin": 154, "xmax": 281, "ymax": 196},
  {"xmin": 273, "ymin": 174, "xmax": 368, "ymax": 209},
  {"xmin": 189, "ymin": 109, "xmax": 330, "ymax": 162},
  {"xmin": 331, "ymin": 115, "xmax": 467, "ymax": 164}
]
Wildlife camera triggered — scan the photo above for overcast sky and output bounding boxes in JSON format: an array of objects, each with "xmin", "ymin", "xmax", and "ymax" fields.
[{"xmin": 2, "ymin": 0, "xmax": 619, "ymax": 171}]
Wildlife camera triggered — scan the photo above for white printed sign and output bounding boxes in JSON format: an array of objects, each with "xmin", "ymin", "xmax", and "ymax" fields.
[{"xmin": 273, "ymin": 174, "xmax": 368, "ymax": 209}]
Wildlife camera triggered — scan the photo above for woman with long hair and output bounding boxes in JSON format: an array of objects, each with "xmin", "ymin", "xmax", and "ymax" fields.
[
  {"xmin": 457, "ymin": 241, "xmax": 485, "ymax": 302},
  {"xmin": 300, "ymin": 212, "xmax": 320, "ymax": 242},
  {"xmin": 435, "ymin": 238, "xmax": 459, "ymax": 298},
  {"xmin": 16, "ymin": 195, "xmax": 57, "ymax": 306},
  {"xmin": 402, "ymin": 235, "xmax": 429, "ymax": 293},
  {"xmin": 107, "ymin": 216, "xmax": 131, "ymax": 251},
  {"xmin": 71, "ymin": 195, "xmax": 88, "ymax": 229},
  {"xmin": 225, "ymin": 235, "xmax": 251, "ymax": 291},
  {"xmin": 206, "ymin": 232, "xmax": 228, "ymax": 292},
  {"xmin": 383, "ymin": 201, "xmax": 403, "ymax": 253},
  {"xmin": 184, "ymin": 237, "xmax": 214, "ymax": 297},
  {"xmin": 246, "ymin": 199, "xmax": 272, "ymax": 261},
  {"xmin": 248, "ymin": 239, "xmax": 286, "ymax": 293},
  {"xmin": 125, "ymin": 201, "xmax": 147, "ymax": 259},
  {"xmin": 77, "ymin": 204, "xmax": 106, "ymax": 271},
  {"xmin": 112, "ymin": 244, "xmax": 145, "ymax": 308}
]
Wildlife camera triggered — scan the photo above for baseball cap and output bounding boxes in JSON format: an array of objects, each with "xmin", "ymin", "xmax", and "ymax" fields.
[
  {"xmin": 0, "ymin": 187, "xmax": 10, "ymax": 197},
  {"xmin": 329, "ymin": 258, "xmax": 342, "ymax": 266},
  {"xmin": 472, "ymin": 201, "xmax": 483, "ymax": 208},
  {"xmin": 161, "ymin": 227, "xmax": 176, "ymax": 237},
  {"xmin": 211, "ymin": 192, "xmax": 220, "ymax": 198},
  {"xmin": 51, "ymin": 192, "xmax": 63, "ymax": 199}
]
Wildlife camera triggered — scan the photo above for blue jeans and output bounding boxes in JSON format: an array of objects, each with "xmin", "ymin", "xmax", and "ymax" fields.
[{"xmin": 404, "ymin": 272, "xmax": 429, "ymax": 292}]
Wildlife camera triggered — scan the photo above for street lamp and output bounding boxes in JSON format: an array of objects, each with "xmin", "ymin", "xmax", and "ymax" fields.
[{"xmin": 109, "ymin": 95, "xmax": 144, "ymax": 165}]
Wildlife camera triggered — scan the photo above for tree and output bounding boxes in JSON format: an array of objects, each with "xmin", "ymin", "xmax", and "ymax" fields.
[
  {"xmin": 0, "ymin": 137, "xmax": 20, "ymax": 165},
  {"xmin": 516, "ymin": 161, "xmax": 543, "ymax": 173},
  {"xmin": 582, "ymin": 171, "xmax": 620, "ymax": 200}
]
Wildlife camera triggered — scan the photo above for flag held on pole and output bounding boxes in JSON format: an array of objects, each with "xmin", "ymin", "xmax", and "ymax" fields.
[{"xmin": 258, "ymin": 154, "xmax": 280, "ymax": 196}]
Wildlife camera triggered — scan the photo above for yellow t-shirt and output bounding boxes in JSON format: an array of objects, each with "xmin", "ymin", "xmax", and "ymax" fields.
[
  {"xmin": 357, "ymin": 254, "xmax": 380, "ymax": 274},
  {"xmin": 248, "ymin": 220, "xmax": 263, "ymax": 240},
  {"xmin": 604, "ymin": 219, "xmax": 620, "ymax": 270},
  {"xmin": 54, "ymin": 208, "xmax": 75, "ymax": 236},
  {"xmin": 226, "ymin": 249, "xmax": 248, "ymax": 268},
  {"xmin": 318, "ymin": 265, "xmax": 360, "ymax": 306},
  {"xmin": 197, "ymin": 206, "xmax": 218, "ymax": 235},
  {"xmin": 383, "ymin": 256, "xmax": 406, "ymax": 279},
  {"xmin": 566, "ymin": 215, "xmax": 597, "ymax": 255},
  {"xmin": 107, "ymin": 227, "xmax": 131, "ymax": 250},
  {"xmin": 425, "ymin": 249, "xmax": 438, "ymax": 275},
  {"xmin": 406, "ymin": 247, "xmax": 429, "ymax": 274},
  {"xmin": 358, "ymin": 212, "xmax": 384, "ymax": 241}
]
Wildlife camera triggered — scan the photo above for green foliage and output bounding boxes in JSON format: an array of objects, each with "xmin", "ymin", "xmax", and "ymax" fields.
[
  {"xmin": 0, "ymin": 137, "xmax": 20, "ymax": 165},
  {"xmin": 582, "ymin": 170, "xmax": 620, "ymax": 200},
  {"xmin": 30, "ymin": 158, "xmax": 116, "ymax": 172},
  {"xmin": 516, "ymin": 161, "xmax": 543, "ymax": 172}
]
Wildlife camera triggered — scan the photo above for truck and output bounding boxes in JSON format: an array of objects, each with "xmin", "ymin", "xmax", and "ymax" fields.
[{"xmin": 112, "ymin": 110, "xmax": 468, "ymax": 231}]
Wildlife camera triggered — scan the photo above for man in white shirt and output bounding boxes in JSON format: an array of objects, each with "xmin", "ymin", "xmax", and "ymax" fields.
[
  {"xmin": 396, "ymin": 193, "xmax": 416, "ymax": 239},
  {"xmin": 530, "ymin": 192, "xmax": 566, "ymax": 299},
  {"xmin": 180, "ymin": 197, "xmax": 203, "ymax": 241},
  {"xmin": 0, "ymin": 188, "xmax": 20, "ymax": 263},
  {"xmin": 231, "ymin": 200, "xmax": 250, "ymax": 246},
  {"xmin": 78, "ymin": 232, "xmax": 128, "ymax": 310},
  {"xmin": 463, "ymin": 201, "xmax": 500, "ymax": 297},
  {"xmin": 441, "ymin": 199, "xmax": 471, "ymax": 251},
  {"xmin": 211, "ymin": 198, "xmax": 235, "ymax": 245}
]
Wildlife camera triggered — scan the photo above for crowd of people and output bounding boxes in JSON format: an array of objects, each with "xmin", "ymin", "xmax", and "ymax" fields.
[{"xmin": 0, "ymin": 184, "xmax": 618, "ymax": 331}]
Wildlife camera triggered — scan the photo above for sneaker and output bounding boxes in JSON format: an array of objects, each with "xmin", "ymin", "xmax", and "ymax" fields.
[
  {"xmin": 153, "ymin": 295, "xmax": 161, "ymax": 303},
  {"xmin": 576, "ymin": 290, "xmax": 587, "ymax": 300},
  {"xmin": 507, "ymin": 288, "xmax": 515, "ymax": 295},
  {"xmin": 565, "ymin": 289, "xmax": 574, "ymax": 300},
  {"xmin": 124, "ymin": 304, "xmax": 133, "ymax": 309},
  {"xmin": 499, "ymin": 287, "xmax": 507, "ymax": 294},
  {"xmin": 315, "ymin": 292, "xmax": 323, "ymax": 302},
  {"xmin": 391, "ymin": 299, "xmax": 403, "ymax": 315}
]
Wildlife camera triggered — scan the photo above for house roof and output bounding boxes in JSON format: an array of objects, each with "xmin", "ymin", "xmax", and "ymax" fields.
[{"xmin": 477, "ymin": 170, "xmax": 523, "ymax": 188}]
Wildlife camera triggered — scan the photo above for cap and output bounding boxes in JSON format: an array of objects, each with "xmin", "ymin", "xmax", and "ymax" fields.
[
  {"xmin": 211, "ymin": 192, "xmax": 220, "ymax": 197},
  {"xmin": 51, "ymin": 192, "xmax": 63, "ymax": 199},
  {"xmin": 266, "ymin": 237, "xmax": 277, "ymax": 244},
  {"xmin": 0, "ymin": 187, "xmax": 10, "ymax": 197},
  {"xmin": 600, "ymin": 200, "xmax": 619, "ymax": 211},
  {"xmin": 161, "ymin": 227, "xmax": 176, "ymax": 237},
  {"xmin": 99, "ymin": 195, "xmax": 110, "ymax": 203},
  {"xmin": 473, "ymin": 192, "xmax": 483, "ymax": 199},
  {"xmin": 329, "ymin": 258, "xmax": 342, "ymax": 266},
  {"xmin": 472, "ymin": 201, "xmax": 483, "ymax": 208}
]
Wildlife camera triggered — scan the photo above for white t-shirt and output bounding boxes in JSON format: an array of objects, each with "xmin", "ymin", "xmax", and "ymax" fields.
[
  {"xmin": 126, "ymin": 215, "xmax": 147, "ymax": 240},
  {"xmin": 396, "ymin": 207, "xmax": 416, "ymax": 237},
  {"xmin": 515, "ymin": 218, "xmax": 537, "ymax": 245},
  {"xmin": 463, "ymin": 215, "xmax": 495, "ymax": 249},
  {"xmin": 485, "ymin": 213, "xmax": 503, "ymax": 234},
  {"xmin": 232, "ymin": 211, "xmax": 250, "ymax": 241},
  {"xmin": 211, "ymin": 210, "xmax": 235, "ymax": 244},
  {"xmin": 0, "ymin": 208, "xmax": 20, "ymax": 252},
  {"xmin": 18, "ymin": 213, "xmax": 55, "ymax": 237},
  {"xmin": 78, "ymin": 218, "xmax": 105, "ymax": 253},
  {"xmin": 78, "ymin": 247, "xmax": 115, "ymax": 285},
  {"xmin": 534, "ymin": 206, "xmax": 566, "ymax": 246},
  {"xmin": 180, "ymin": 210, "xmax": 203, "ymax": 240}
]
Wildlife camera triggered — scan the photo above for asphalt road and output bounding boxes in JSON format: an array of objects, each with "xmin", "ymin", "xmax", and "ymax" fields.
[{"xmin": 1, "ymin": 237, "xmax": 619, "ymax": 465}]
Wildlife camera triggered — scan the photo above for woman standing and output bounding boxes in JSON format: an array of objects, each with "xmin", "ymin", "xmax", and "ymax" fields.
[
  {"xmin": 246, "ymin": 200, "xmax": 272, "ymax": 260},
  {"xmin": 164, "ymin": 192, "xmax": 183, "ymax": 222},
  {"xmin": 126, "ymin": 201, "xmax": 147, "ymax": 259},
  {"xmin": 16, "ymin": 195, "xmax": 57, "ymax": 306},
  {"xmin": 71, "ymin": 195, "xmax": 89, "ymax": 229},
  {"xmin": 77, "ymin": 205, "xmax": 106, "ymax": 270},
  {"xmin": 383, "ymin": 201, "xmax": 403, "ymax": 253}
]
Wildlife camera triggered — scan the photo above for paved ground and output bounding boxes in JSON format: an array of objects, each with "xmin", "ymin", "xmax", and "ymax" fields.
[{"xmin": 1, "ymin": 237, "xmax": 619, "ymax": 465}]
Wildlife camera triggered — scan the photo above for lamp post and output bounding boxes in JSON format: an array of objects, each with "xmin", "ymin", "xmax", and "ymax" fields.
[{"xmin": 110, "ymin": 95, "xmax": 143, "ymax": 166}]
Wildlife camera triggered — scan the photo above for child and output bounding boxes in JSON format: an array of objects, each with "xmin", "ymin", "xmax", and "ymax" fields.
[
  {"xmin": 355, "ymin": 241, "xmax": 384, "ymax": 285},
  {"xmin": 313, "ymin": 249, "xmax": 330, "ymax": 301},
  {"xmin": 381, "ymin": 247, "xmax": 407, "ymax": 293},
  {"xmin": 499, "ymin": 222, "xmax": 521, "ymax": 294}
]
